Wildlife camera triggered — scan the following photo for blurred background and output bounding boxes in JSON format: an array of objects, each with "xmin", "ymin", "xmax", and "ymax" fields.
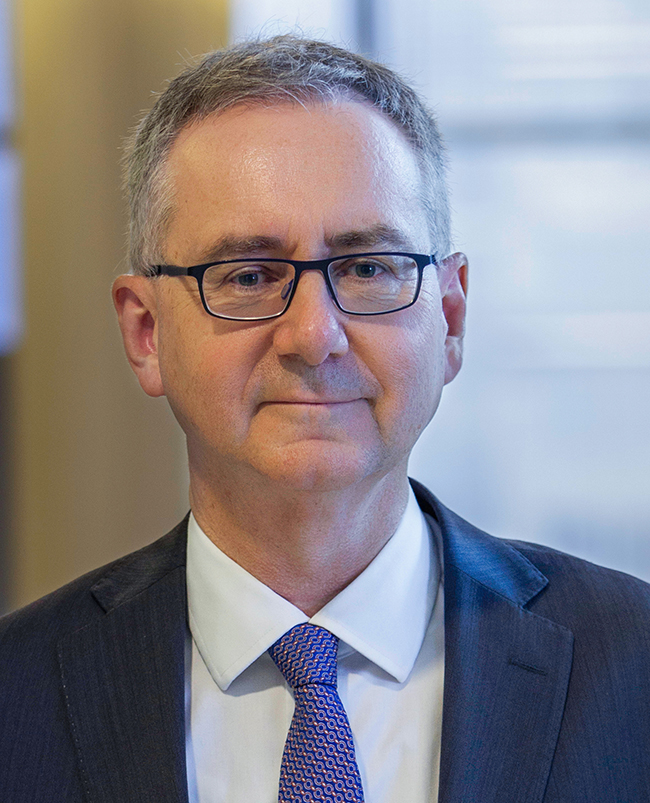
[{"xmin": 0, "ymin": 0, "xmax": 648, "ymax": 612}]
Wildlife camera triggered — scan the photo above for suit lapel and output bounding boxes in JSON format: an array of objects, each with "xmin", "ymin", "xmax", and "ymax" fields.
[
  {"xmin": 58, "ymin": 524, "xmax": 189, "ymax": 803},
  {"xmin": 412, "ymin": 482, "xmax": 574, "ymax": 803}
]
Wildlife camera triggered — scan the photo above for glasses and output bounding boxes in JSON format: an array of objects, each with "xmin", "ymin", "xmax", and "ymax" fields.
[{"xmin": 151, "ymin": 252, "xmax": 437, "ymax": 321}]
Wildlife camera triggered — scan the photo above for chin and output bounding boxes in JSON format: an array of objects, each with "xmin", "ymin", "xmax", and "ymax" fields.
[{"xmin": 250, "ymin": 440, "xmax": 386, "ymax": 493}]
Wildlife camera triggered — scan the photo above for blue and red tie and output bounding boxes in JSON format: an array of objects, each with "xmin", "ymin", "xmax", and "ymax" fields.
[{"xmin": 268, "ymin": 623, "xmax": 365, "ymax": 802}]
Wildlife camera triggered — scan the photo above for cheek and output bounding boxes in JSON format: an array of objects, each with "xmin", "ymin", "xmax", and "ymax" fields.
[
  {"xmin": 157, "ymin": 324, "xmax": 255, "ymax": 443},
  {"xmin": 366, "ymin": 306, "xmax": 447, "ymax": 439}
]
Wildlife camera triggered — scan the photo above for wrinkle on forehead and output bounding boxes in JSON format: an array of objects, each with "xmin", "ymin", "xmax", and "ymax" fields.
[{"xmin": 163, "ymin": 99, "xmax": 430, "ymax": 264}]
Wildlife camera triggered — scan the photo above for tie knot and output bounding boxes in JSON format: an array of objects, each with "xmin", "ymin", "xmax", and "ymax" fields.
[{"xmin": 269, "ymin": 623, "xmax": 339, "ymax": 689}]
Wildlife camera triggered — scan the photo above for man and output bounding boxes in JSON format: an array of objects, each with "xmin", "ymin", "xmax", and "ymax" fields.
[{"xmin": 1, "ymin": 35, "xmax": 649, "ymax": 803}]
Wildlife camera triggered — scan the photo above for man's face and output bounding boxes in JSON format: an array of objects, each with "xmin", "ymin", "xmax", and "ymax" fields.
[{"xmin": 117, "ymin": 100, "xmax": 466, "ymax": 492}]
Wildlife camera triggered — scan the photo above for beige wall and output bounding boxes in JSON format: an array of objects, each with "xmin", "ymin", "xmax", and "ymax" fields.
[{"xmin": 11, "ymin": 0, "xmax": 228, "ymax": 609}]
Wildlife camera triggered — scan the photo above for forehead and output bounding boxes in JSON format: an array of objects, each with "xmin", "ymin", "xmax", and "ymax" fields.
[{"xmin": 163, "ymin": 99, "xmax": 428, "ymax": 261}]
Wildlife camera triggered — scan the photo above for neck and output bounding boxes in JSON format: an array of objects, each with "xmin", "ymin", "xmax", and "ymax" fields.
[{"xmin": 188, "ymin": 464, "xmax": 410, "ymax": 616}]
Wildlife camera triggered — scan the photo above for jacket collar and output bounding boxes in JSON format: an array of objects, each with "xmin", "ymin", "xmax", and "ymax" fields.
[
  {"xmin": 89, "ymin": 515, "xmax": 189, "ymax": 612},
  {"xmin": 411, "ymin": 480, "xmax": 574, "ymax": 803},
  {"xmin": 411, "ymin": 479, "xmax": 548, "ymax": 606}
]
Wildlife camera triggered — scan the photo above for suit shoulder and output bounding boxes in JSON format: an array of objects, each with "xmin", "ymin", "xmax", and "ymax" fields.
[
  {"xmin": 509, "ymin": 537, "xmax": 650, "ymax": 595},
  {"xmin": 0, "ymin": 518, "xmax": 188, "ymax": 651},
  {"xmin": 507, "ymin": 537, "xmax": 650, "ymax": 629},
  {"xmin": 412, "ymin": 481, "xmax": 650, "ymax": 613}
]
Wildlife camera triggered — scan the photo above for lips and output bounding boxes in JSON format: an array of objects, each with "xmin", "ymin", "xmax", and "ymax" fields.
[
  {"xmin": 260, "ymin": 398, "xmax": 364, "ymax": 407},
  {"xmin": 255, "ymin": 368, "xmax": 378, "ymax": 408}
]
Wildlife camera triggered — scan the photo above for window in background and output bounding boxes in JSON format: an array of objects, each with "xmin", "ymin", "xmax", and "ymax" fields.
[
  {"xmin": 230, "ymin": 0, "xmax": 360, "ymax": 51},
  {"xmin": 231, "ymin": 0, "xmax": 650, "ymax": 580},
  {"xmin": 0, "ymin": 0, "xmax": 19, "ymax": 356},
  {"xmin": 0, "ymin": 0, "xmax": 19, "ymax": 613}
]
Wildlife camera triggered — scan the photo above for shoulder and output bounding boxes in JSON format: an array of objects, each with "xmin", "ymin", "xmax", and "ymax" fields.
[
  {"xmin": 0, "ymin": 519, "xmax": 188, "ymax": 798},
  {"xmin": 412, "ymin": 477, "xmax": 650, "ymax": 635},
  {"xmin": 0, "ymin": 517, "xmax": 188, "ymax": 660},
  {"xmin": 507, "ymin": 537, "xmax": 650, "ymax": 632}
]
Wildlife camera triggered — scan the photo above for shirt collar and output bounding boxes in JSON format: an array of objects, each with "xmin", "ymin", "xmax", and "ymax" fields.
[{"xmin": 186, "ymin": 486, "xmax": 440, "ymax": 690}]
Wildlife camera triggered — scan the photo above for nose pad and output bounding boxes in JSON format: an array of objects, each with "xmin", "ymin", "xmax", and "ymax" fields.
[{"xmin": 281, "ymin": 279, "xmax": 294, "ymax": 301}]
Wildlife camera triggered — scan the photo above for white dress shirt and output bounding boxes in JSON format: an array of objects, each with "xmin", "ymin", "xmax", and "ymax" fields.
[{"xmin": 185, "ymin": 486, "xmax": 445, "ymax": 803}]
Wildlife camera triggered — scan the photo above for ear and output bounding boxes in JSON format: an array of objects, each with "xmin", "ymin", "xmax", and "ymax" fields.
[
  {"xmin": 437, "ymin": 252, "xmax": 468, "ymax": 384},
  {"xmin": 112, "ymin": 274, "xmax": 165, "ymax": 397}
]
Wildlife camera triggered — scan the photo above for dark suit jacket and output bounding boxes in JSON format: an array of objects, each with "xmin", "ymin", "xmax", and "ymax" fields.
[{"xmin": 2, "ymin": 481, "xmax": 650, "ymax": 802}]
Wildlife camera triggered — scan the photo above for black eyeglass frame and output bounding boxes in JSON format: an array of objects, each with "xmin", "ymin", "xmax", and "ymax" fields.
[{"xmin": 150, "ymin": 251, "xmax": 438, "ymax": 321}]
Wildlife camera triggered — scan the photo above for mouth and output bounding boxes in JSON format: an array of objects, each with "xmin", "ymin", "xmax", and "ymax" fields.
[{"xmin": 260, "ymin": 398, "xmax": 365, "ymax": 407}]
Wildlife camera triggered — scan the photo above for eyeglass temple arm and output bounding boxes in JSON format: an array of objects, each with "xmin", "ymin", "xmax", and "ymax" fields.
[{"xmin": 151, "ymin": 265, "xmax": 190, "ymax": 277}]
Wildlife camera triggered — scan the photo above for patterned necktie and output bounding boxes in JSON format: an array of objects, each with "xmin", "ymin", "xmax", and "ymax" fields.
[{"xmin": 268, "ymin": 623, "xmax": 365, "ymax": 803}]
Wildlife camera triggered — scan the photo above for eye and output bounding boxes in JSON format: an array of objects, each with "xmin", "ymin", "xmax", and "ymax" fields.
[
  {"xmin": 353, "ymin": 261, "xmax": 382, "ymax": 278},
  {"xmin": 331, "ymin": 257, "xmax": 391, "ymax": 281},
  {"xmin": 235, "ymin": 271, "xmax": 263, "ymax": 287},
  {"xmin": 226, "ymin": 265, "xmax": 281, "ymax": 290}
]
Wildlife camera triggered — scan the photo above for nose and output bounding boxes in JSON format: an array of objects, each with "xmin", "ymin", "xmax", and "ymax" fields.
[{"xmin": 272, "ymin": 270, "xmax": 349, "ymax": 365}]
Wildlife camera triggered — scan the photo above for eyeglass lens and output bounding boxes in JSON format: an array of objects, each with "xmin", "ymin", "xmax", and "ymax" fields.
[{"xmin": 201, "ymin": 254, "xmax": 420, "ymax": 320}]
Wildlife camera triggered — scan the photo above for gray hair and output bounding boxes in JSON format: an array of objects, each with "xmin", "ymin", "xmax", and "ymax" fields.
[{"xmin": 124, "ymin": 35, "xmax": 451, "ymax": 275}]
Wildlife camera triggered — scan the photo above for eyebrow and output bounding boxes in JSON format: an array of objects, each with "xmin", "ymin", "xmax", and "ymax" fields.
[
  {"xmin": 193, "ymin": 224, "xmax": 415, "ymax": 264},
  {"xmin": 196, "ymin": 236, "xmax": 285, "ymax": 263},
  {"xmin": 326, "ymin": 225, "xmax": 413, "ymax": 252}
]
